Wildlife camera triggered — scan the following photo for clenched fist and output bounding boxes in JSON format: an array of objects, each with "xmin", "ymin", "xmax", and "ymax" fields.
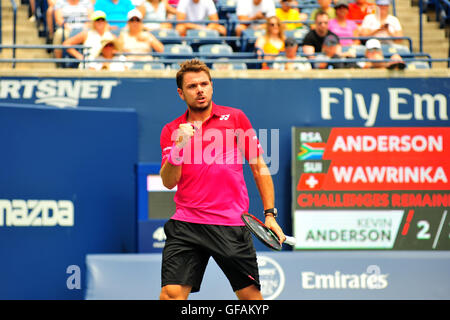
[{"xmin": 175, "ymin": 123, "xmax": 195, "ymax": 148}]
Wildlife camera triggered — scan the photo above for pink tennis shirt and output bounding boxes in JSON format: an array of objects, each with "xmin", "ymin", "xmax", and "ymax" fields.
[{"xmin": 160, "ymin": 102, "xmax": 263, "ymax": 226}]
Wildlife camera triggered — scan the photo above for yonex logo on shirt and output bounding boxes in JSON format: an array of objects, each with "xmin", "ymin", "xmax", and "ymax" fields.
[{"xmin": 219, "ymin": 114, "xmax": 230, "ymax": 120}]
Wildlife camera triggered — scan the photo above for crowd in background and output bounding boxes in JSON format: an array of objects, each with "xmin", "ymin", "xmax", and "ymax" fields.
[{"xmin": 28, "ymin": 0, "xmax": 409, "ymax": 70}]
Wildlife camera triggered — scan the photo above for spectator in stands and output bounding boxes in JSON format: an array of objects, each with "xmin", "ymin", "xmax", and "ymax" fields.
[
  {"xmin": 310, "ymin": 0, "xmax": 335, "ymax": 27},
  {"xmin": 119, "ymin": 9, "xmax": 165, "ymax": 62},
  {"xmin": 302, "ymin": 11, "xmax": 338, "ymax": 56},
  {"xmin": 63, "ymin": 11, "xmax": 116, "ymax": 64},
  {"xmin": 175, "ymin": 0, "xmax": 227, "ymax": 36},
  {"xmin": 45, "ymin": 0, "xmax": 57, "ymax": 46},
  {"xmin": 358, "ymin": 38, "xmax": 406, "ymax": 69},
  {"xmin": 235, "ymin": 0, "xmax": 276, "ymax": 37},
  {"xmin": 314, "ymin": 33, "xmax": 358, "ymax": 69},
  {"xmin": 328, "ymin": 0, "xmax": 360, "ymax": 46},
  {"xmin": 212, "ymin": 58, "xmax": 246, "ymax": 70},
  {"xmin": 94, "ymin": 0, "xmax": 135, "ymax": 32},
  {"xmin": 168, "ymin": 0, "xmax": 180, "ymax": 8},
  {"xmin": 255, "ymin": 16, "xmax": 286, "ymax": 57},
  {"xmin": 29, "ymin": 0, "xmax": 36, "ymax": 22},
  {"xmin": 85, "ymin": 37, "xmax": 132, "ymax": 70},
  {"xmin": 138, "ymin": 0, "xmax": 178, "ymax": 31},
  {"xmin": 272, "ymin": 37, "xmax": 312, "ymax": 70},
  {"xmin": 359, "ymin": 0, "xmax": 403, "ymax": 44},
  {"xmin": 347, "ymin": 0, "xmax": 376, "ymax": 26},
  {"xmin": 52, "ymin": 0, "xmax": 93, "ymax": 60},
  {"xmin": 276, "ymin": 0, "xmax": 307, "ymax": 31}
]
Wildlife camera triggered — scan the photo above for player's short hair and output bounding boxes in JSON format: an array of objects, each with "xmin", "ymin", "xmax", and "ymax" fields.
[{"xmin": 176, "ymin": 59, "xmax": 212, "ymax": 89}]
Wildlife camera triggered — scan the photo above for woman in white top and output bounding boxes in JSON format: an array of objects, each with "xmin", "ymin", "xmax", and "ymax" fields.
[
  {"xmin": 359, "ymin": 0, "xmax": 403, "ymax": 44},
  {"xmin": 63, "ymin": 11, "xmax": 116, "ymax": 64},
  {"xmin": 52, "ymin": 0, "xmax": 93, "ymax": 59},
  {"xmin": 119, "ymin": 9, "xmax": 165, "ymax": 61},
  {"xmin": 138, "ymin": 0, "xmax": 177, "ymax": 30}
]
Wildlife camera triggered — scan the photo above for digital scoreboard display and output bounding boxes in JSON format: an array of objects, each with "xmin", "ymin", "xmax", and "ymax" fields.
[
  {"xmin": 292, "ymin": 127, "xmax": 450, "ymax": 250},
  {"xmin": 136, "ymin": 163, "xmax": 176, "ymax": 221},
  {"xmin": 146, "ymin": 175, "xmax": 176, "ymax": 219}
]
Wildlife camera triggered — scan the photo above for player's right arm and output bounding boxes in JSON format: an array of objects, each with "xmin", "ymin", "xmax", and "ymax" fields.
[{"xmin": 160, "ymin": 123, "xmax": 194, "ymax": 189}]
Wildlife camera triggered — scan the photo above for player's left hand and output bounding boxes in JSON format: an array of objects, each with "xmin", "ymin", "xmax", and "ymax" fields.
[{"xmin": 264, "ymin": 216, "xmax": 286, "ymax": 244}]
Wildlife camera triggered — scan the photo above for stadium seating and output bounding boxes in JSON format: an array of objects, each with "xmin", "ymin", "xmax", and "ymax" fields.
[
  {"xmin": 285, "ymin": 28, "xmax": 309, "ymax": 44},
  {"xmin": 164, "ymin": 43, "xmax": 194, "ymax": 54},
  {"xmin": 381, "ymin": 43, "xmax": 411, "ymax": 57},
  {"xmin": 151, "ymin": 29, "xmax": 183, "ymax": 45},
  {"xmin": 199, "ymin": 43, "xmax": 234, "ymax": 67},
  {"xmin": 438, "ymin": 0, "xmax": 450, "ymax": 27},
  {"xmin": 407, "ymin": 60, "xmax": 431, "ymax": 69},
  {"xmin": 216, "ymin": 0, "xmax": 238, "ymax": 20},
  {"xmin": 131, "ymin": 62, "xmax": 166, "ymax": 70},
  {"xmin": 61, "ymin": 28, "xmax": 84, "ymax": 68},
  {"xmin": 240, "ymin": 28, "xmax": 266, "ymax": 52},
  {"xmin": 342, "ymin": 45, "xmax": 367, "ymax": 58},
  {"xmin": 212, "ymin": 58, "xmax": 247, "ymax": 70},
  {"xmin": 186, "ymin": 29, "xmax": 223, "ymax": 51},
  {"xmin": 6, "ymin": 0, "xmax": 443, "ymax": 70},
  {"xmin": 163, "ymin": 44, "xmax": 196, "ymax": 63},
  {"xmin": 199, "ymin": 43, "xmax": 233, "ymax": 56}
]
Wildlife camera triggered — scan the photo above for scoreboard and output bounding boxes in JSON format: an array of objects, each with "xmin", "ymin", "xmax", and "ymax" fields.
[{"xmin": 292, "ymin": 127, "xmax": 450, "ymax": 250}]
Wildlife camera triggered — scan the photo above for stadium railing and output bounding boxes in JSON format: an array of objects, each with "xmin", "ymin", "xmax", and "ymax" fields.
[
  {"xmin": 0, "ymin": 0, "xmax": 18, "ymax": 66},
  {"xmin": 1, "ymin": 44, "xmax": 446, "ymax": 70}
]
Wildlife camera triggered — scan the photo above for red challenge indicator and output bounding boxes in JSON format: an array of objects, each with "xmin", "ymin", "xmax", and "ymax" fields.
[{"xmin": 401, "ymin": 209, "xmax": 415, "ymax": 236}]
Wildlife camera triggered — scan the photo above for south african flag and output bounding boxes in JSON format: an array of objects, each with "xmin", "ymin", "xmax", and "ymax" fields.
[{"xmin": 297, "ymin": 143, "xmax": 326, "ymax": 160}]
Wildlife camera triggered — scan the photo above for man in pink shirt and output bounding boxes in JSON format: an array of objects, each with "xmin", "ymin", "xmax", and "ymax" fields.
[{"xmin": 159, "ymin": 59, "xmax": 285, "ymax": 300}]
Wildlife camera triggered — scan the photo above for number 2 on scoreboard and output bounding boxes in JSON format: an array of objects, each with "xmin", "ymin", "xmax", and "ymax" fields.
[{"xmin": 416, "ymin": 220, "xmax": 431, "ymax": 240}]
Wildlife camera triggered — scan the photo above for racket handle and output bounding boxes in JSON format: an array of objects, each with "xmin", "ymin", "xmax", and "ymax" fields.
[{"xmin": 284, "ymin": 236, "xmax": 297, "ymax": 246}]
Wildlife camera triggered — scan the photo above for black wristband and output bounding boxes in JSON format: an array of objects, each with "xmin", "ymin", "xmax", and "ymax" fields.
[{"xmin": 264, "ymin": 208, "xmax": 277, "ymax": 218}]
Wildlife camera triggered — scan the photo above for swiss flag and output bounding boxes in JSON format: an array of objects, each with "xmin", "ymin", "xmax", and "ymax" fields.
[{"xmin": 297, "ymin": 173, "xmax": 326, "ymax": 190}]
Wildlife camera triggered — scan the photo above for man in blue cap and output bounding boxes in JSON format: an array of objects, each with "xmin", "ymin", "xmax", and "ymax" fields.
[{"xmin": 314, "ymin": 34, "xmax": 358, "ymax": 69}]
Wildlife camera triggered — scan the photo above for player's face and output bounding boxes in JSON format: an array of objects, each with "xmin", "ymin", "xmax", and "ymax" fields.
[{"xmin": 177, "ymin": 71, "xmax": 213, "ymax": 112}]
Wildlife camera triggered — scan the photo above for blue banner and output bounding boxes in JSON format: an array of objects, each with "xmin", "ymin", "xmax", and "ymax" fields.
[{"xmin": 0, "ymin": 104, "xmax": 138, "ymax": 299}]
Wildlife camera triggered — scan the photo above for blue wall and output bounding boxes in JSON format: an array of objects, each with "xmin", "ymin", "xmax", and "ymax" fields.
[{"xmin": 0, "ymin": 104, "xmax": 138, "ymax": 299}]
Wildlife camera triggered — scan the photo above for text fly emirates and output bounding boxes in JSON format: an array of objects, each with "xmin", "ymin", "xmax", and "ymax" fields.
[{"xmin": 329, "ymin": 134, "xmax": 447, "ymax": 184}]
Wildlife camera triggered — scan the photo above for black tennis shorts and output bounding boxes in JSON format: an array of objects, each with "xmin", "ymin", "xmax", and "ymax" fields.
[{"xmin": 161, "ymin": 219, "xmax": 261, "ymax": 293}]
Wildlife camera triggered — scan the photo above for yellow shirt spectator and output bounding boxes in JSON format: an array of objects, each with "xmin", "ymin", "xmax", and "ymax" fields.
[{"xmin": 276, "ymin": 0, "xmax": 305, "ymax": 30}]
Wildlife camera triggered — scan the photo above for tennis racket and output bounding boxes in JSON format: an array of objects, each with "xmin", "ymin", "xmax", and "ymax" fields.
[{"xmin": 241, "ymin": 213, "xmax": 296, "ymax": 251}]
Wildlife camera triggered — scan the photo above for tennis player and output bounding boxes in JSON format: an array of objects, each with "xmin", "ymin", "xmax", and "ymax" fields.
[{"xmin": 159, "ymin": 59, "xmax": 286, "ymax": 300}]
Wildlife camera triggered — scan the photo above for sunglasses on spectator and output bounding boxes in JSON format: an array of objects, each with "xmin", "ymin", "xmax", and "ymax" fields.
[
  {"xmin": 95, "ymin": 18, "xmax": 106, "ymax": 22},
  {"xmin": 129, "ymin": 17, "xmax": 141, "ymax": 22}
]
